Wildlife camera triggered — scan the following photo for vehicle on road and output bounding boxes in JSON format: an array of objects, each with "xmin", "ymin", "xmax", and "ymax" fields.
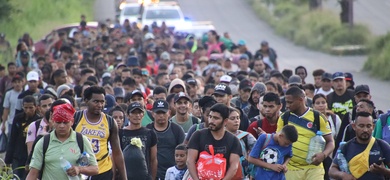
[
  {"xmin": 119, "ymin": 3, "xmax": 141, "ymax": 24},
  {"xmin": 141, "ymin": 1, "xmax": 188, "ymax": 29}
]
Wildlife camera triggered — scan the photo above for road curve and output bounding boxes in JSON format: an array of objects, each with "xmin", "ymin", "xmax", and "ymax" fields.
[{"xmin": 93, "ymin": 0, "xmax": 390, "ymax": 111}]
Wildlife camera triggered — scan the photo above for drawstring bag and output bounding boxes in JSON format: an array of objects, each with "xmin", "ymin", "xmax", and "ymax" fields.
[
  {"xmin": 0, "ymin": 132, "xmax": 7, "ymax": 153},
  {"xmin": 197, "ymin": 145, "xmax": 226, "ymax": 179},
  {"xmin": 123, "ymin": 137, "xmax": 151, "ymax": 180}
]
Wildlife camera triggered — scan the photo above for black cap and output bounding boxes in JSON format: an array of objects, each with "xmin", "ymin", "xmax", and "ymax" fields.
[
  {"xmin": 322, "ymin": 72, "xmax": 332, "ymax": 81},
  {"xmin": 186, "ymin": 78, "xmax": 197, "ymax": 86},
  {"xmin": 132, "ymin": 68, "xmax": 142, "ymax": 76},
  {"xmin": 174, "ymin": 92, "xmax": 191, "ymax": 103},
  {"xmin": 153, "ymin": 100, "xmax": 169, "ymax": 113},
  {"xmin": 20, "ymin": 51, "xmax": 29, "ymax": 58},
  {"xmin": 239, "ymin": 79, "xmax": 252, "ymax": 90},
  {"xmin": 127, "ymin": 102, "xmax": 145, "ymax": 114},
  {"xmin": 213, "ymin": 84, "xmax": 232, "ymax": 96},
  {"xmin": 355, "ymin": 84, "xmax": 370, "ymax": 95},
  {"xmin": 129, "ymin": 90, "xmax": 144, "ymax": 99}
]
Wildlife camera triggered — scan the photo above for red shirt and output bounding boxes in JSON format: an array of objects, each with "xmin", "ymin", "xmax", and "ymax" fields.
[{"xmin": 247, "ymin": 117, "xmax": 278, "ymax": 139}]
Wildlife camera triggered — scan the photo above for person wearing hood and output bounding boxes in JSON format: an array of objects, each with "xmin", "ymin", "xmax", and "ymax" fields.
[
  {"xmin": 16, "ymin": 51, "xmax": 37, "ymax": 75},
  {"xmin": 243, "ymin": 82, "xmax": 267, "ymax": 119},
  {"xmin": 167, "ymin": 78, "xmax": 187, "ymax": 95}
]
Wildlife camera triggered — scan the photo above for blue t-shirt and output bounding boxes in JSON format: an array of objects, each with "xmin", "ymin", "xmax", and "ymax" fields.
[
  {"xmin": 249, "ymin": 134, "xmax": 293, "ymax": 180},
  {"xmin": 333, "ymin": 138, "xmax": 390, "ymax": 180}
]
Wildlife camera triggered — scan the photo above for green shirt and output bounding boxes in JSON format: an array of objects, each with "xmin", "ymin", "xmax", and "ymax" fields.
[
  {"xmin": 170, "ymin": 115, "xmax": 200, "ymax": 133},
  {"xmin": 30, "ymin": 130, "xmax": 97, "ymax": 179},
  {"xmin": 373, "ymin": 116, "xmax": 389, "ymax": 139},
  {"xmin": 142, "ymin": 112, "xmax": 153, "ymax": 127}
]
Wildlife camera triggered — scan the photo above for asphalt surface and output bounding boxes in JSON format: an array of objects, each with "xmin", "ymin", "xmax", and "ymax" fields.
[
  {"xmin": 94, "ymin": 0, "xmax": 390, "ymax": 111},
  {"xmin": 323, "ymin": 0, "xmax": 390, "ymax": 36}
]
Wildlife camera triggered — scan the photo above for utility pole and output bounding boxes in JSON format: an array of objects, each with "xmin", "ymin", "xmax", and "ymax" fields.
[{"xmin": 348, "ymin": 0, "xmax": 354, "ymax": 29}]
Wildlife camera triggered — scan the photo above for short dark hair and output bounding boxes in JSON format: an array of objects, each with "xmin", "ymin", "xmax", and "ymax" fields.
[
  {"xmin": 23, "ymin": 95, "xmax": 36, "ymax": 106},
  {"xmin": 303, "ymin": 83, "xmax": 315, "ymax": 92},
  {"xmin": 155, "ymin": 73, "xmax": 168, "ymax": 84},
  {"xmin": 83, "ymin": 86, "xmax": 106, "ymax": 100},
  {"xmin": 249, "ymin": 71, "xmax": 259, "ymax": 78},
  {"xmin": 121, "ymin": 68, "xmax": 131, "ymax": 74},
  {"xmin": 355, "ymin": 111, "xmax": 373, "ymax": 122},
  {"xmin": 87, "ymin": 76, "xmax": 99, "ymax": 85},
  {"xmin": 204, "ymin": 84, "xmax": 215, "ymax": 94},
  {"xmin": 263, "ymin": 92, "xmax": 280, "ymax": 105},
  {"xmin": 313, "ymin": 94, "xmax": 327, "ymax": 104},
  {"xmin": 312, "ymin": 69, "xmax": 325, "ymax": 77},
  {"xmin": 109, "ymin": 106, "xmax": 125, "ymax": 116},
  {"xmin": 175, "ymin": 144, "xmax": 187, "ymax": 152},
  {"xmin": 265, "ymin": 81, "xmax": 277, "ymax": 90},
  {"xmin": 229, "ymin": 107, "xmax": 241, "ymax": 116},
  {"xmin": 285, "ymin": 86, "xmax": 305, "ymax": 98},
  {"xmin": 358, "ymin": 99, "xmax": 375, "ymax": 110},
  {"xmin": 81, "ymin": 68, "xmax": 94, "ymax": 76},
  {"xmin": 166, "ymin": 93, "xmax": 176, "ymax": 104},
  {"xmin": 123, "ymin": 77, "xmax": 136, "ymax": 86},
  {"xmin": 49, "ymin": 99, "xmax": 69, "ymax": 113},
  {"xmin": 7, "ymin": 62, "xmax": 16, "ymax": 68},
  {"xmin": 37, "ymin": 57, "xmax": 45, "ymax": 63},
  {"xmin": 295, "ymin": 66, "xmax": 307, "ymax": 75},
  {"xmin": 50, "ymin": 69, "xmax": 66, "ymax": 85},
  {"xmin": 38, "ymin": 94, "xmax": 54, "ymax": 105},
  {"xmin": 114, "ymin": 76, "xmax": 122, "ymax": 83},
  {"xmin": 281, "ymin": 125, "xmax": 298, "ymax": 143},
  {"xmin": 210, "ymin": 103, "xmax": 230, "ymax": 120},
  {"xmin": 153, "ymin": 86, "xmax": 167, "ymax": 95},
  {"xmin": 65, "ymin": 62, "xmax": 75, "ymax": 70}
]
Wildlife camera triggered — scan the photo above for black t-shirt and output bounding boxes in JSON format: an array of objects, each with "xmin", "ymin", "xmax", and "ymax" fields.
[
  {"xmin": 334, "ymin": 138, "xmax": 390, "ymax": 180},
  {"xmin": 187, "ymin": 129, "xmax": 242, "ymax": 170},
  {"xmin": 327, "ymin": 89, "xmax": 355, "ymax": 120},
  {"xmin": 119, "ymin": 127, "xmax": 157, "ymax": 175}
]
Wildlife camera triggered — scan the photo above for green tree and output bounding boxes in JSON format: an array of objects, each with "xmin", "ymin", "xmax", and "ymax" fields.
[{"xmin": 0, "ymin": 0, "xmax": 14, "ymax": 22}]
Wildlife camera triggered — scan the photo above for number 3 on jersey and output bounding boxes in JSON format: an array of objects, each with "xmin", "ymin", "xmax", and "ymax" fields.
[{"xmin": 88, "ymin": 138, "xmax": 100, "ymax": 154}]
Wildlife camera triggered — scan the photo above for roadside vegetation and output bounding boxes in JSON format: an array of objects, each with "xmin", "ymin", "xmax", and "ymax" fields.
[
  {"xmin": 249, "ymin": 0, "xmax": 372, "ymax": 55},
  {"xmin": 0, "ymin": 0, "xmax": 94, "ymax": 63},
  {"xmin": 364, "ymin": 33, "xmax": 390, "ymax": 80}
]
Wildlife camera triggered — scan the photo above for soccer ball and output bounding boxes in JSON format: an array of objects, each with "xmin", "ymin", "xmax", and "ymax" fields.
[{"xmin": 260, "ymin": 148, "xmax": 278, "ymax": 164}]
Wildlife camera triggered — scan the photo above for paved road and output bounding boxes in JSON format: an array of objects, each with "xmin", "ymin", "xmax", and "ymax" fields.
[
  {"xmin": 94, "ymin": 0, "xmax": 390, "ymax": 111},
  {"xmin": 323, "ymin": 0, "xmax": 390, "ymax": 36}
]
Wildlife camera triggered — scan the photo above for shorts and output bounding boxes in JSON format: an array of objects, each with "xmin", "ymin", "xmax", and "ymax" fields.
[
  {"xmin": 88, "ymin": 169, "xmax": 113, "ymax": 180},
  {"xmin": 286, "ymin": 168, "xmax": 324, "ymax": 180}
]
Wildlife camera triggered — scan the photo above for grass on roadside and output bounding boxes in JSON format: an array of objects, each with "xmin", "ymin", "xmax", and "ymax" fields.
[
  {"xmin": 364, "ymin": 33, "xmax": 390, "ymax": 80},
  {"xmin": 249, "ymin": 0, "xmax": 372, "ymax": 55},
  {"xmin": 0, "ymin": 0, "xmax": 94, "ymax": 63}
]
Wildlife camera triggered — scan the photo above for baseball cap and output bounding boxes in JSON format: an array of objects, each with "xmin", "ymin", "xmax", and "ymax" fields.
[
  {"xmin": 355, "ymin": 84, "xmax": 370, "ymax": 95},
  {"xmin": 261, "ymin": 40, "xmax": 269, "ymax": 46},
  {"xmin": 126, "ymin": 56, "xmax": 139, "ymax": 67},
  {"xmin": 144, "ymin": 32, "xmax": 155, "ymax": 40},
  {"xmin": 127, "ymin": 102, "xmax": 145, "ymax": 113},
  {"xmin": 104, "ymin": 94, "xmax": 116, "ymax": 113},
  {"xmin": 332, "ymin": 72, "xmax": 345, "ymax": 80},
  {"xmin": 26, "ymin": 71, "xmax": 39, "ymax": 81},
  {"xmin": 220, "ymin": 75, "xmax": 232, "ymax": 84},
  {"xmin": 237, "ymin": 40, "xmax": 246, "ymax": 46},
  {"xmin": 113, "ymin": 87, "xmax": 125, "ymax": 98},
  {"xmin": 153, "ymin": 100, "xmax": 169, "ymax": 113},
  {"xmin": 102, "ymin": 72, "xmax": 111, "ymax": 79},
  {"xmin": 20, "ymin": 51, "xmax": 29, "ymax": 58},
  {"xmin": 239, "ymin": 54, "xmax": 249, "ymax": 60},
  {"xmin": 116, "ymin": 63, "xmax": 127, "ymax": 70},
  {"xmin": 344, "ymin": 72, "xmax": 354, "ymax": 81},
  {"xmin": 288, "ymin": 75, "xmax": 302, "ymax": 85},
  {"xmin": 12, "ymin": 74, "xmax": 23, "ymax": 82},
  {"xmin": 129, "ymin": 90, "xmax": 144, "ymax": 99},
  {"xmin": 213, "ymin": 84, "xmax": 232, "ymax": 96},
  {"xmin": 239, "ymin": 79, "xmax": 252, "ymax": 90},
  {"xmin": 174, "ymin": 92, "xmax": 191, "ymax": 103},
  {"xmin": 186, "ymin": 78, "xmax": 197, "ymax": 86},
  {"xmin": 322, "ymin": 72, "xmax": 332, "ymax": 81}
]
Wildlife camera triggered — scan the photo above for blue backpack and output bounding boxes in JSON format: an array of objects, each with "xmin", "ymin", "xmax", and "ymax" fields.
[
  {"xmin": 236, "ymin": 131, "xmax": 252, "ymax": 178},
  {"xmin": 380, "ymin": 113, "xmax": 390, "ymax": 143}
]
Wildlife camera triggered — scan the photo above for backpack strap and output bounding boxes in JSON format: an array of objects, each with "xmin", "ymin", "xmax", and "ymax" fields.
[
  {"xmin": 72, "ymin": 110, "xmax": 83, "ymax": 130},
  {"xmin": 313, "ymin": 110, "xmax": 320, "ymax": 132},
  {"xmin": 282, "ymin": 111, "xmax": 291, "ymax": 126},
  {"xmin": 236, "ymin": 131, "xmax": 249, "ymax": 140},
  {"xmin": 191, "ymin": 115, "xmax": 199, "ymax": 125},
  {"xmin": 262, "ymin": 134, "xmax": 272, "ymax": 150},
  {"xmin": 76, "ymin": 132, "xmax": 84, "ymax": 153},
  {"xmin": 256, "ymin": 117, "xmax": 263, "ymax": 128},
  {"xmin": 380, "ymin": 113, "xmax": 389, "ymax": 129},
  {"xmin": 34, "ymin": 119, "xmax": 42, "ymax": 137},
  {"xmin": 196, "ymin": 124, "xmax": 200, "ymax": 131},
  {"xmin": 40, "ymin": 134, "xmax": 51, "ymax": 179},
  {"xmin": 330, "ymin": 114, "xmax": 337, "ymax": 130}
]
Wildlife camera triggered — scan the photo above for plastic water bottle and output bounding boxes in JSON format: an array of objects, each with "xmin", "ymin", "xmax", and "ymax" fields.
[
  {"xmin": 306, "ymin": 131, "xmax": 326, "ymax": 164},
  {"xmin": 78, "ymin": 152, "xmax": 90, "ymax": 166},
  {"xmin": 60, "ymin": 157, "xmax": 80, "ymax": 180},
  {"xmin": 336, "ymin": 149, "xmax": 350, "ymax": 173}
]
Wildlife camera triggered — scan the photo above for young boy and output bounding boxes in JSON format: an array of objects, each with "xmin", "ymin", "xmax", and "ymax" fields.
[
  {"xmin": 248, "ymin": 125, "xmax": 298, "ymax": 180},
  {"xmin": 165, "ymin": 144, "xmax": 188, "ymax": 180}
]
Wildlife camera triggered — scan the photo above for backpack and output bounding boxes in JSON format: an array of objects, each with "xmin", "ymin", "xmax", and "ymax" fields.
[
  {"xmin": 282, "ymin": 110, "xmax": 321, "ymax": 133},
  {"xmin": 249, "ymin": 134, "xmax": 272, "ymax": 177},
  {"xmin": 38, "ymin": 132, "xmax": 84, "ymax": 179},
  {"xmin": 236, "ymin": 131, "xmax": 250, "ymax": 178},
  {"xmin": 379, "ymin": 113, "xmax": 390, "ymax": 143},
  {"xmin": 191, "ymin": 115, "xmax": 200, "ymax": 125}
]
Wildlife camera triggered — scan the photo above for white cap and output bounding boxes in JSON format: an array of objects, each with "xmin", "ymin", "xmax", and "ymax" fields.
[
  {"xmin": 144, "ymin": 33, "xmax": 155, "ymax": 40},
  {"xmin": 26, "ymin": 71, "xmax": 39, "ymax": 81},
  {"xmin": 220, "ymin": 75, "xmax": 232, "ymax": 83},
  {"xmin": 102, "ymin": 72, "xmax": 111, "ymax": 79}
]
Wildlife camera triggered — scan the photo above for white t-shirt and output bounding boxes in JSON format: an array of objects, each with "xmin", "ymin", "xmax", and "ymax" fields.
[
  {"xmin": 3, "ymin": 89, "xmax": 22, "ymax": 124},
  {"xmin": 328, "ymin": 114, "xmax": 342, "ymax": 139},
  {"xmin": 316, "ymin": 88, "xmax": 334, "ymax": 96},
  {"xmin": 165, "ymin": 166, "xmax": 187, "ymax": 180}
]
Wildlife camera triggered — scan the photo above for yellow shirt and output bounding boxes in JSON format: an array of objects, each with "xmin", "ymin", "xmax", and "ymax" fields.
[
  {"xmin": 75, "ymin": 111, "xmax": 112, "ymax": 174},
  {"xmin": 276, "ymin": 108, "xmax": 331, "ymax": 170}
]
